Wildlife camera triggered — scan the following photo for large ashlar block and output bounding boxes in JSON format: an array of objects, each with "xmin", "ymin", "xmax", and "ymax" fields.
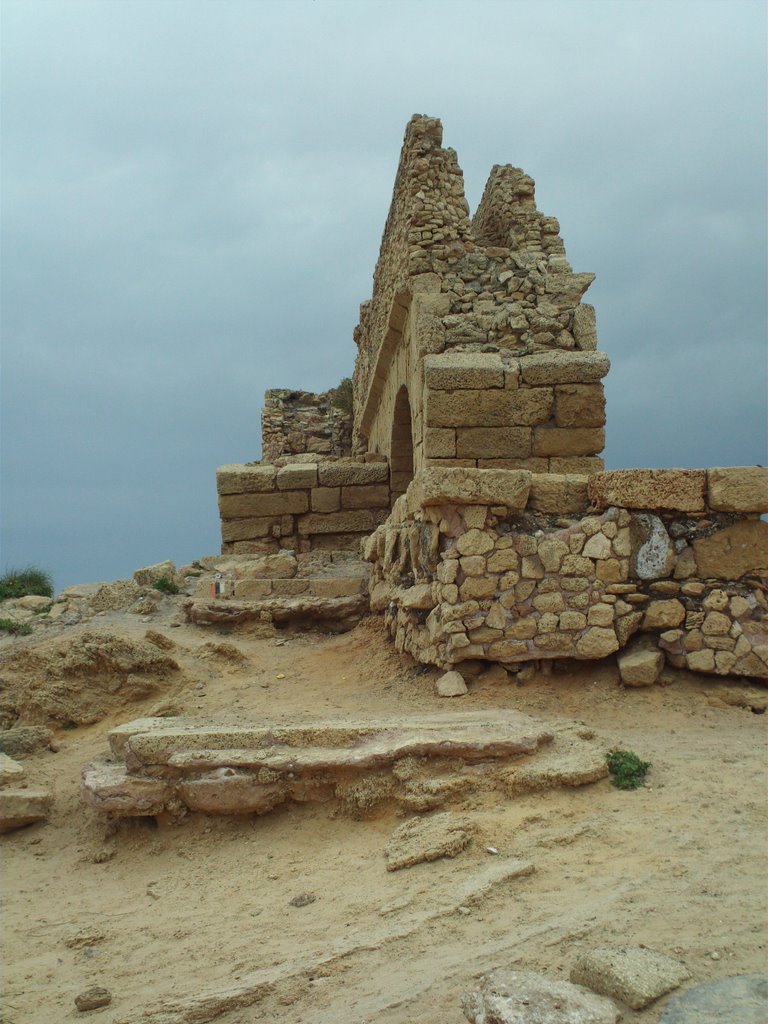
[
  {"xmin": 549, "ymin": 456, "xmax": 604, "ymax": 474},
  {"xmin": 426, "ymin": 388, "xmax": 517, "ymax": 427},
  {"xmin": 276, "ymin": 464, "xmax": 318, "ymax": 490},
  {"xmin": 311, "ymin": 487, "xmax": 341, "ymax": 512},
  {"xmin": 518, "ymin": 350, "xmax": 610, "ymax": 386},
  {"xmin": 424, "ymin": 427, "xmax": 456, "ymax": 458},
  {"xmin": 554, "ymin": 384, "xmax": 606, "ymax": 428},
  {"xmin": 218, "ymin": 491, "xmax": 309, "ymax": 518},
  {"xmin": 221, "ymin": 516, "xmax": 286, "ymax": 542},
  {"xmin": 510, "ymin": 387, "xmax": 554, "ymax": 426},
  {"xmin": 317, "ymin": 461, "xmax": 389, "ymax": 487},
  {"xmin": 297, "ymin": 509, "xmax": 385, "ymax": 536},
  {"xmin": 424, "ymin": 352, "xmax": 505, "ymax": 390},
  {"xmin": 217, "ymin": 464, "xmax": 277, "ymax": 495},
  {"xmin": 572, "ymin": 303, "xmax": 597, "ymax": 349},
  {"xmin": 707, "ymin": 467, "xmax": 768, "ymax": 513},
  {"xmin": 589, "ymin": 469, "xmax": 706, "ymax": 513},
  {"xmin": 456, "ymin": 427, "xmax": 532, "ymax": 459},
  {"xmin": 533, "ymin": 427, "xmax": 605, "ymax": 457},
  {"xmin": 341, "ymin": 484, "xmax": 390, "ymax": 509},
  {"xmin": 528, "ymin": 474, "xmax": 590, "ymax": 514},
  {"xmin": 692, "ymin": 520, "xmax": 768, "ymax": 579},
  {"xmin": 406, "ymin": 467, "xmax": 531, "ymax": 511}
]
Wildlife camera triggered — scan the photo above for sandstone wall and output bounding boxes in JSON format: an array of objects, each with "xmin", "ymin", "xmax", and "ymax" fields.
[
  {"xmin": 365, "ymin": 466, "xmax": 768, "ymax": 679},
  {"xmin": 261, "ymin": 386, "xmax": 353, "ymax": 462},
  {"xmin": 217, "ymin": 458, "xmax": 390, "ymax": 555}
]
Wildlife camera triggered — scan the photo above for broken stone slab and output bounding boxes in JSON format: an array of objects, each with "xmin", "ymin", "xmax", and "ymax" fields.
[
  {"xmin": 436, "ymin": 670, "xmax": 468, "ymax": 697},
  {"xmin": 0, "ymin": 753, "xmax": 25, "ymax": 788},
  {"xmin": 659, "ymin": 974, "xmax": 768, "ymax": 1024},
  {"xmin": 500, "ymin": 724, "xmax": 609, "ymax": 794},
  {"xmin": 81, "ymin": 761, "xmax": 172, "ymax": 816},
  {"xmin": 75, "ymin": 986, "xmax": 112, "ymax": 1012},
  {"xmin": 617, "ymin": 644, "xmax": 665, "ymax": 686},
  {"xmin": 462, "ymin": 969, "xmax": 620, "ymax": 1023},
  {"xmin": 589, "ymin": 469, "xmax": 707, "ymax": 513},
  {"xmin": 384, "ymin": 812, "xmax": 473, "ymax": 871},
  {"xmin": 0, "ymin": 787, "xmax": 52, "ymax": 833},
  {"xmin": 0, "ymin": 725, "xmax": 53, "ymax": 758},
  {"xmin": 183, "ymin": 592, "xmax": 368, "ymax": 632},
  {"xmin": 571, "ymin": 946, "xmax": 691, "ymax": 1010}
]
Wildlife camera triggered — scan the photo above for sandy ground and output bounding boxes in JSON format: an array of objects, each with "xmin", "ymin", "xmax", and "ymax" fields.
[{"xmin": 2, "ymin": 601, "xmax": 767, "ymax": 1023}]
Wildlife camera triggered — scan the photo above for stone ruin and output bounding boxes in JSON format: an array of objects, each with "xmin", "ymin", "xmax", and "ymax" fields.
[{"xmin": 197, "ymin": 113, "xmax": 767, "ymax": 683}]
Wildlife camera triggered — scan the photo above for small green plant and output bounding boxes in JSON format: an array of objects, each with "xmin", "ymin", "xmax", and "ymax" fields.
[
  {"xmin": 0, "ymin": 566, "xmax": 54, "ymax": 601},
  {"xmin": 152, "ymin": 576, "xmax": 180, "ymax": 595},
  {"xmin": 0, "ymin": 617, "xmax": 34, "ymax": 636},
  {"xmin": 606, "ymin": 749, "xmax": 651, "ymax": 790}
]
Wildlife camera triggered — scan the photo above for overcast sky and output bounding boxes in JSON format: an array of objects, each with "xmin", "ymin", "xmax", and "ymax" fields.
[{"xmin": 1, "ymin": 0, "xmax": 766, "ymax": 592}]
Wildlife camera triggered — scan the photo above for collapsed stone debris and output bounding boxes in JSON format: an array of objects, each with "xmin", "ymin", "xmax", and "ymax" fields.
[{"xmin": 207, "ymin": 114, "xmax": 767, "ymax": 679}]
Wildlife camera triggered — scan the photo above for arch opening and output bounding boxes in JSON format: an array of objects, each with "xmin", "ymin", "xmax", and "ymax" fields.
[{"xmin": 390, "ymin": 385, "xmax": 414, "ymax": 503}]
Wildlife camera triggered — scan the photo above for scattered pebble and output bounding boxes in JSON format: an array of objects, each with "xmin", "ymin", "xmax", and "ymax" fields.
[
  {"xmin": 75, "ymin": 986, "xmax": 112, "ymax": 1011},
  {"xmin": 289, "ymin": 892, "xmax": 317, "ymax": 907},
  {"xmin": 486, "ymin": 846, "xmax": 499, "ymax": 855},
  {"xmin": 276, "ymin": 673, "xmax": 286, "ymax": 680},
  {"xmin": 710, "ymin": 951, "xmax": 721, "ymax": 961}
]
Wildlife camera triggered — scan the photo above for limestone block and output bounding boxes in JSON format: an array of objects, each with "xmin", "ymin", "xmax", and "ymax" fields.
[
  {"xmin": 456, "ymin": 427, "xmax": 532, "ymax": 459},
  {"xmin": 488, "ymin": 639, "xmax": 529, "ymax": 659},
  {"xmin": 618, "ymin": 646, "xmax": 665, "ymax": 686},
  {"xmin": 560, "ymin": 611, "xmax": 587, "ymax": 630},
  {"xmin": 533, "ymin": 593, "xmax": 565, "ymax": 614},
  {"xmin": 311, "ymin": 487, "xmax": 341, "ymax": 513},
  {"xmin": 589, "ymin": 469, "xmax": 706, "ymax": 513},
  {"xmin": 571, "ymin": 947, "xmax": 690, "ymax": 1011},
  {"xmin": 460, "ymin": 577, "xmax": 497, "ymax": 601},
  {"xmin": 487, "ymin": 549, "xmax": 519, "ymax": 573},
  {"xmin": 643, "ymin": 599, "xmax": 685, "ymax": 630},
  {"xmin": 518, "ymin": 350, "xmax": 610, "ymax": 386},
  {"xmin": 221, "ymin": 517, "xmax": 284, "ymax": 543},
  {"xmin": 687, "ymin": 649, "xmax": 716, "ymax": 673},
  {"xmin": 463, "ymin": 969, "xmax": 620, "ymax": 1024},
  {"xmin": 533, "ymin": 427, "xmax": 605, "ymax": 457},
  {"xmin": 701, "ymin": 611, "xmax": 731, "ymax": 636},
  {"xmin": 297, "ymin": 510, "xmax": 383, "ymax": 536},
  {"xmin": 588, "ymin": 603, "xmax": 615, "ymax": 626},
  {"xmin": 426, "ymin": 388, "xmax": 517, "ymax": 427},
  {"xmin": 537, "ymin": 538, "xmax": 569, "ymax": 571},
  {"xmin": 341, "ymin": 484, "xmax": 390, "ymax": 509},
  {"xmin": 707, "ymin": 467, "xmax": 768, "ymax": 513},
  {"xmin": 233, "ymin": 580, "xmax": 272, "ymax": 599},
  {"xmin": 0, "ymin": 754, "xmax": 25, "ymax": 788},
  {"xmin": 400, "ymin": 584, "xmax": 435, "ymax": 609},
  {"xmin": 310, "ymin": 579, "xmax": 364, "ymax": 599},
  {"xmin": 424, "ymin": 427, "xmax": 456, "ymax": 458},
  {"xmin": 573, "ymin": 303, "xmax": 598, "ymax": 349},
  {"xmin": 576, "ymin": 627, "xmax": 619, "ymax": 659},
  {"xmin": 505, "ymin": 618, "xmax": 538, "ymax": 640},
  {"xmin": 528, "ymin": 474, "xmax": 590, "ymax": 514},
  {"xmin": 616, "ymin": 611, "xmax": 643, "ymax": 646},
  {"xmin": 219, "ymin": 491, "xmax": 309, "ymax": 518},
  {"xmin": 549, "ymin": 456, "xmax": 605, "ymax": 474},
  {"xmin": 0, "ymin": 788, "xmax": 52, "ymax": 832},
  {"xmin": 317, "ymin": 461, "xmax": 389, "ymax": 487},
  {"xmin": 562, "ymin": 554, "xmax": 595, "ymax": 576},
  {"xmin": 478, "ymin": 458, "xmax": 549, "ymax": 471},
  {"xmin": 275, "ymin": 464, "xmax": 317, "ymax": 490},
  {"xmin": 216, "ymin": 464, "xmax": 277, "ymax": 495},
  {"xmin": 583, "ymin": 534, "xmax": 612, "ymax": 560},
  {"xmin": 271, "ymin": 579, "xmax": 311, "ymax": 596},
  {"xmin": 408, "ymin": 467, "xmax": 531, "ymax": 510},
  {"xmin": 424, "ymin": 352, "xmax": 504, "ymax": 390},
  {"xmin": 554, "ymin": 384, "xmax": 606, "ymax": 429},
  {"xmin": 692, "ymin": 520, "xmax": 768, "ymax": 579},
  {"xmin": 509, "ymin": 387, "xmax": 554, "ymax": 426},
  {"xmin": 133, "ymin": 560, "xmax": 177, "ymax": 587}
]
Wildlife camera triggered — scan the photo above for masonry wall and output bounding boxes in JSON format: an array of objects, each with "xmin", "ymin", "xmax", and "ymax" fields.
[
  {"xmin": 261, "ymin": 386, "xmax": 353, "ymax": 462},
  {"xmin": 365, "ymin": 466, "xmax": 768, "ymax": 679}
]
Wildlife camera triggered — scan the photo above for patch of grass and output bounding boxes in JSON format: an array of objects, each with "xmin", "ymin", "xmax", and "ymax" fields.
[
  {"xmin": 0, "ymin": 566, "xmax": 54, "ymax": 601},
  {"xmin": 152, "ymin": 577, "xmax": 180, "ymax": 595},
  {"xmin": 0, "ymin": 618, "xmax": 34, "ymax": 636},
  {"xmin": 606, "ymin": 749, "xmax": 651, "ymax": 790}
]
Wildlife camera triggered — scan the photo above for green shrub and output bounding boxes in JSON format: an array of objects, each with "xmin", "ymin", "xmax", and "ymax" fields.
[
  {"xmin": 0, "ymin": 618, "xmax": 34, "ymax": 636},
  {"xmin": 152, "ymin": 576, "xmax": 180, "ymax": 595},
  {"xmin": 606, "ymin": 749, "xmax": 651, "ymax": 790},
  {"xmin": 0, "ymin": 567, "xmax": 54, "ymax": 601}
]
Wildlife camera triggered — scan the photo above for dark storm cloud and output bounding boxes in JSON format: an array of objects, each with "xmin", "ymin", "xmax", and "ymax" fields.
[{"xmin": 2, "ymin": 0, "xmax": 765, "ymax": 590}]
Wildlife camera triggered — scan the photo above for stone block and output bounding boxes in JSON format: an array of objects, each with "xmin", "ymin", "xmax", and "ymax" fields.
[
  {"xmin": 528, "ymin": 473, "xmax": 590, "ymax": 514},
  {"xmin": 0, "ymin": 788, "xmax": 53, "ymax": 832},
  {"xmin": 426, "ymin": 388, "xmax": 517, "ymax": 427},
  {"xmin": 219, "ymin": 491, "xmax": 309, "ymax": 518},
  {"xmin": 554, "ymin": 384, "xmax": 606, "ymax": 428},
  {"xmin": 572, "ymin": 303, "xmax": 598, "ymax": 349},
  {"xmin": 310, "ymin": 578, "xmax": 364, "ymax": 598},
  {"xmin": 424, "ymin": 352, "xmax": 504, "ymax": 390},
  {"xmin": 221, "ymin": 517, "xmax": 284, "ymax": 543},
  {"xmin": 571, "ymin": 947, "xmax": 690, "ymax": 1011},
  {"xmin": 519, "ymin": 350, "xmax": 610, "ymax": 386},
  {"xmin": 509, "ymin": 387, "xmax": 554, "ymax": 426},
  {"xmin": 317, "ymin": 461, "xmax": 389, "ymax": 487},
  {"xmin": 589, "ymin": 469, "xmax": 706, "ymax": 513},
  {"xmin": 576, "ymin": 627, "xmax": 619, "ymax": 659},
  {"xmin": 435, "ymin": 671, "xmax": 468, "ymax": 697},
  {"xmin": 692, "ymin": 520, "xmax": 768, "ymax": 579},
  {"xmin": 618, "ymin": 646, "xmax": 665, "ymax": 686},
  {"xmin": 217, "ymin": 464, "xmax": 277, "ymax": 494},
  {"xmin": 407, "ymin": 467, "xmax": 531, "ymax": 510},
  {"xmin": 311, "ymin": 487, "xmax": 341, "ymax": 513},
  {"xmin": 341, "ymin": 484, "xmax": 390, "ymax": 510},
  {"xmin": 533, "ymin": 427, "xmax": 605, "ymax": 457},
  {"xmin": 424, "ymin": 427, "xmax": 456, "ymax": 458},
  {"xmin": 478, "ymin": 458, "xmax": 549, "ymax": 471},
  {"xmin": 707, "ymin": 467, "xmax": 768, "ymax": 513},
  {"xmin": 276, "ymin": 464, "xmax": 318, "ymax": 490},
  {"xmin": 549, "ymin": 456, "xmax": 605, "ymax": 474},
  {"xmin": 643, "ymin": 599, "xmax": 685, "ymax": 630},
  {"xmin": 0, "ymin": 754, "xmax": 25, "ymax": 788},
  {"xmin": 271, "ymin": 579, "xmax": 310, "ymax": 596},
  {"xmin": 233, "ymin": 579, "xmax": 272, "ymax": 599},
  {"xmin": 297, "ymin": 509, "xmax": 383, "ymax": 536},
  {"xmin": 463, "ymin": 969, "xmax": 620, "ymax": 1024},
  {"xmin": 456, "ymin": 427, "xmax": 532, "ymax": 459}
]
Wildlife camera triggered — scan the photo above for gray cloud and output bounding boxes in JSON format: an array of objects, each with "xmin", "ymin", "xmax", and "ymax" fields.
[{"xmin": 2, "ymin": 0, "xmax": 765, "ymax": 590}]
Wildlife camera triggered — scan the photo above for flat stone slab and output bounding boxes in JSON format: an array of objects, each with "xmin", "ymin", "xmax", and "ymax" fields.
[
  {"xmin": 0, "ymin": 788, "xmax": 52, "ymax": 833},
  {"xmin": 571, "ymin": 947, "xmax": 691, "ymax": 1010},
  {"xmin": 384, "ymin": 812, "xmax": 473, "ymax": 871},
  {"xmin": 462, "ymin": 969, "xmax": 620, "ymax": 1023},
  {"xmin": 659, "ymin": 975, "xmax": 768, "ymax": 1024},
  {"xmin": 184, "ymin": 592, "xmax": 368, "ymax": 632},
  {"xmin": 0, "ymin": 753, "xmax": 26, "ymax": 788}
]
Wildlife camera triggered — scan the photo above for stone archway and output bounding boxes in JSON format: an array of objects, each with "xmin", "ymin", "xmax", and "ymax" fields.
[{"xmin": 390, "ymin": 385, "xmax": 414, "ymax": 502}]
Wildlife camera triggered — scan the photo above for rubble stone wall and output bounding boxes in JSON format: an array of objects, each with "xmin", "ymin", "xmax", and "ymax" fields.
[
  {"xmin": 365, "ymin": 466, "xmax": 768, "ymax": 678},
  {"xmin": 217, "ymin": 458, "xmax": 390, "ymax": 555},
  {"xmin": 261, "ymin": 387, "xmax": 353, "ymax": 462}
]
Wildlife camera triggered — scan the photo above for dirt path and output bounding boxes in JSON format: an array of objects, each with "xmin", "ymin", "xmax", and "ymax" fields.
[{"xmin": 3, "ymin": 609, "xmax": 766, "ymax": 1023}]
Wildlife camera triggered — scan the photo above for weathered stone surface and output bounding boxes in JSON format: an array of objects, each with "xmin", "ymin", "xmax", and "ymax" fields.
[
  {"xmin": 0, "ymin": 754, "xmax": 25, "ymax": 788},
  {"xmin": 456, "ymin": 427, "xmax": 532, "ymax": 459},
  {"xmin": 575, "ymin": 627, "xmax": 619, "ymax": 659},
  {"xmin": 427, "ymin": 388, "xmax": 517, "ymax": 427},
  {"xmin": 631, "ymin": 513, "xmax": 675, "ymax": 580},
  {"xmin": 692, "ymin": 521, "xmax": 768, "ymax": 580},
  {"xmin": 436, "ymin": 671, "xmax": 468, "ymax": 697},
  {"xmin": 424, "ymin": 352, "xmax": 505, "ymax": 390},
  {"xmin": 0, "ymin": 726, "xmax": 53, "ymax": 757},
  {"xmin": 407, "ymin": 468, "xmax": 531, "ymax": 510},
  {"xmin": 554, "ymin": 384, "xmax": 606, "ymax": 428},
  {"xmin": 341, "ymin": 484, "xmax": 390, "ymax": 509},
  {"xmin": 80, "ymin": 762, "xmax": 173, "ymax": 816},
  {"xmin": 317, "ymin": 461, "xmax": 389, "ymax": 487},
  {"xmin": 216, "ymin": 464, "xmax": 277, "ymax": 495},
  {"xmin": 571, "ymin": 947, "xmax": 691, "ymax": 1010},
  {"xmin": 528, "ymin": 474, "xmax": 590, "ymax": 514},
  {"xmin": 643, "ymin": 599, "xmax": 685, "ymax": 630},
  {"xmin": 707, "ymin": 467, "xmax": 768, "ymax": 513},
  {"xmin": 589, "ymin": 469, "xmax": 706, "ymax": 512},
  {"xmin": 384, "ymin": 812, "xmax": 472, "ymax": 871},
  {"xmin": 617, "ymin": 646, "xmax": 664, "ymax": 686},
  {"xmin": 0, "ymin": 788, "xmax": 52, "ymax": 832},
  {"xmin": 533, "ymin": 427, "xmax": 605, "ymax": 457},
  {"xmin": 75, "ymin": 986, "xmax": 112, "ymax": 1012},
  {"xmin": 297, "ymin": 509, "xmax": 383, "ymax": 535},
  {"xmin": 16, "ymin": 594, "xmax": 52, "ymax": 611},
  {"xmin": 659, "ymin": 974, "xmax": 768, "ymax": 1024},
  {"xmin": 518, "ymin": 350, "xmax": 610, "ymax": 386},
  {"xmin": 219, "ymin": 491, "xmax": 309, "ymax": 518},
  {"xmin": 462, "ymin": 969, "xmax": 620, "ymax": 1024},
  {"xmin": 276, "ymin": 464, "xmax": 318, "ymax": 489}
]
